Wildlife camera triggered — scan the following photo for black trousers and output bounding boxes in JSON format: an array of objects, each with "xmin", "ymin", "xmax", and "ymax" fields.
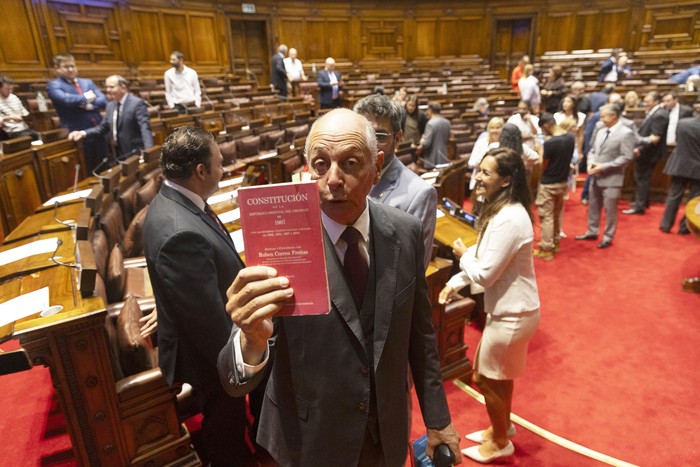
[
  {"xmin": 660, "ymin": 175, "xmax": 700, "ymax": 232},
  {"xmin": 632, "ymin": 158, "xmax": 658, "ymax": 212},
  {"xmin": 200, "ymin": 384, "xmax": 250, "ymax": 467}
]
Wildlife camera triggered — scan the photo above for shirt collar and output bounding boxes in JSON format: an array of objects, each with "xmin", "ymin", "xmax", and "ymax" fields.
[
  {"xmin": 607, "ymin": 120, "xmax": 622, "ymax": 133},
  {"xmin": 164, "ymin": 179, "xmax": 206, "ymax": 211},
  {"xmin": 118, "ymin": 93, "xmax": 128, "ymax": 106},
  {"xmin": 322, "ymin": 202, "xmax": 370, "ymax": 245}
]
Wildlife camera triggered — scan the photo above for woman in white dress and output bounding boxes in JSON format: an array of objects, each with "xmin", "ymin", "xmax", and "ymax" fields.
[{"xmin": 440, "ymin": 147, "xmax": 540, "ymax": 464}]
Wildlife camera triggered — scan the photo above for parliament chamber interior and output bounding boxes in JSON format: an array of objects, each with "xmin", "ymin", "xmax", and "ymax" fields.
[{"xmin": 1, "ymin": 0, "xmax": 699, "ymax": 465}]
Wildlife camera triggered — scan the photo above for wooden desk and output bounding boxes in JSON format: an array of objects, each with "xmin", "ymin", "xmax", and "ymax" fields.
[
  {"xmin": 426, "ymin": 257, "xmax": 472, "ymax": 381},
  {"xmin": 4, "ymin": 268, "xmax": 199, "ymax": 466},
  {"xmin": 0, "ymin": 230, "xmax": 76, "ymax": 281},
  {"xmin": 434, "ymin": 207, "xmax": 478, "ymax": 250},
  {"xmin": 2, "ymin": 202, "xmax": 84, "ymax": 244}
]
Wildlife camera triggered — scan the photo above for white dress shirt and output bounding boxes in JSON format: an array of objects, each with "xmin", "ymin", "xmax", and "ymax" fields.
[
  {"xmin": 283, "ymin": 57, "xmax": 305, "ymax": 82},
  {"xmin": 164, "ymin": 65, "xmax": 201, "ymax": 108},
  {"xmin": 666, "ymin": 103, "xmax": 681, "ymax": 146}
]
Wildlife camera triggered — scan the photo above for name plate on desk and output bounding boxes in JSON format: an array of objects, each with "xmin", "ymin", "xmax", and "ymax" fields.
[{"xmin": 0, "ymin": 136, "xmax": 32, "ymax": 154}]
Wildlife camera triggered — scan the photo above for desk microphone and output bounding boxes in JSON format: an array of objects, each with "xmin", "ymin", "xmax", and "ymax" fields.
[
  {"xmin": 73, "ymin": 163, "xmax": 80, "ymax": 193},
  {"xmin": 92, "ymin": 156, "xmax": 113, "ymax": 179},
  {"xmin": 49, "ymin": 239, "xmax": 79, "ymax": 269},
  {"xmin": 49, "ymin": 239, "xmax": 79, "ymax": 306},
  {"xmin": 53, "ymin": 201, "xmax": 76, "ymax": 230}
]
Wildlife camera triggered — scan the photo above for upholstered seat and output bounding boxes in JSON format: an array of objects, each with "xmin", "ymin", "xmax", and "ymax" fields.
[{"xmin": 236, "ymin": 135, "xmax": 261, "ymax": 158}]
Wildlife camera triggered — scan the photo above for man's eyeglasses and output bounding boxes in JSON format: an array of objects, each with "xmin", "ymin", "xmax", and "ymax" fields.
[{"xmin": 374, "ymin": 132, "xmax": 394, "ymax": 144}]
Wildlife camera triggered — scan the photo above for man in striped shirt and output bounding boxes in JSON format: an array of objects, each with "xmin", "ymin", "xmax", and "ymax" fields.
[{"xmin": 0, "ymin": 76, "xmax": 39, "ymax": 141}]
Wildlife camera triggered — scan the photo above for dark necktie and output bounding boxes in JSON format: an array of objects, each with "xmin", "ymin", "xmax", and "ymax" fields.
[
  {"xmin": 341, "ymin": 226, "xmax": 368, "ymax": 306},
  {"xmin": 204, "ymin": 203, "xmax": 228, "ymax": 234}
]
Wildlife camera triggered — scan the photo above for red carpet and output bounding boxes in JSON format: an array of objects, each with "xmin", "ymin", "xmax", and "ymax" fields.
[{"xmin": 2, "ymin": 192, "xmax": 699, "ymax": 466}]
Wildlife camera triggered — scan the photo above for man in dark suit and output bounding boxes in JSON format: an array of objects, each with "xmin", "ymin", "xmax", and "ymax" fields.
[
  {"xmin": 143, "ymin": 127, "xmax": 249, "ymax": 466},
  {"xmin": 662, "ymin": 91, "xmax": 694, "ymax": 146},
  {"xmin": 660, "ymin": 116, "xmax": 700, "ymax": 234},
  {"xmin": 218, "ymin": 109, "xmax": 461, "ymax": 466},
  {"xmin": 68, "ymin": 75, "xmax": 153, "ymax": 162},
  {"xmin": 417, "ymin": 102, "xmax": 451, "ymax": 169},
  {"xmin": 271, "ymin": 44, "xmax": 288, "ymax": 101},
  {"xmin": 354, "ymin": 94, "xmax": 437, "ymax": 268},
  {"xmin": 317, "ymin": 57, "xmax": 343, "ymax": 109},
  {"xmin": 623, "ymin": 91, "xmax": 669, "ymax": 215},
  {"xmin": 576, "ymin": 104, "xmax": 636, "ymax": 248},
  {"xmin": 47, "ymin": 53, "xmax": 107, "ymax": 173}
]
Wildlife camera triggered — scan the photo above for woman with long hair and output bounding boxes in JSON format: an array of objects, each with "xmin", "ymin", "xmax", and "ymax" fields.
[
  {"xmin": 401, "ymin": 95, "xmax": 427, "ymax": 145},
  {"xmin": 440, "ymin": 147, "xmax": 540, "ymax": 463}
]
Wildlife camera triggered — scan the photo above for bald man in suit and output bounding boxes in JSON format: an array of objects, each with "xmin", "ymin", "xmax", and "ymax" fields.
[{"xmin": 218, "ymin": 109, "xmax": 461, "ymax": 466}]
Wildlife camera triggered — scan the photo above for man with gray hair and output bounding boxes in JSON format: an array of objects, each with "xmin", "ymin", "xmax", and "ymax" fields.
[
  {"xmin": 417, "ymin": 102, "xmax": 451, "ymax": 169},
  {"xmin": 69, "ymin": 75, "xmax": 153, "ymax": 161},
  {"xmin": 576, "ymin": 104, "xmax": 636, "ymax": 248},
  {"xmin": 271, "ymin": 44, "xmax": 288, "ymax": 101},
  {"xmin": 218, "ymin": 108, "xmax": 461, "ymax": 466},
  {"xmin": 354, "ymin": 94, "xmax": 437, "ymax": 268}
]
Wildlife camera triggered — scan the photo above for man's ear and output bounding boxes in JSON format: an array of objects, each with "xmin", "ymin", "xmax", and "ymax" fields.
[
  {"xmin": 394, "ymin": 129, "xmax": 403, "ymax": 146},
  {"xmin": 374, "ymin": 151, "xmax": 384, "ymax": 183},
  {"xmin": 194, "ymin": 163, "xmax": 207, "ymax": 180}
]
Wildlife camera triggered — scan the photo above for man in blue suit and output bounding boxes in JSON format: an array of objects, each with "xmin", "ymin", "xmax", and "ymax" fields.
[
  {"xmin": 317, "ymin": 57, "xmax": 343, "ymax": 109},
  {"xmin": 354, "ymin": 94, "xmax": 437, "ymax": 268},
  {"xmin": 68, "ymin": 75, "xmax": 153, "ymax": 161},
  {"xmin": 47, "ymin": 53, "xmax": 107, "ymax": 172}
]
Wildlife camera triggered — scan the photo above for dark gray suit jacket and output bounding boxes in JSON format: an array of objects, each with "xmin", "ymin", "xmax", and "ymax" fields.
[
  {"xmin": 218, "ymin": 201, "xmax": 451, "ymax": 467},
  {"xmin": 421, "ymin": 115, "xmax": 451, "ymax": 169},
  {"xmin": 664, "ymin": 116, "xmax": 700, "ymax": 181},
  {"xmin": 588, "ymin": 122, "xmax": 636, "ymax": 187},
  {"xmin": 144, "ymin": 183, "xmax": 244, "ymax": 388},
  {"xmin": 85, "ymin": 93, "xmax": 154, "ymax": 159}
]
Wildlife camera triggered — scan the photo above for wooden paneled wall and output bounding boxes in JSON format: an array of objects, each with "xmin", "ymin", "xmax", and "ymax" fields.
[{"xmin": 1, "ymin": 0, "xmax": 698, "ymax": 82}]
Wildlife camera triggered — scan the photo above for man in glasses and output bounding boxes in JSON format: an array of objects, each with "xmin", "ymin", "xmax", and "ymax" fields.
[{"xmin": 354, "ymin": 94, "xmax": 437, "ymax": 268}]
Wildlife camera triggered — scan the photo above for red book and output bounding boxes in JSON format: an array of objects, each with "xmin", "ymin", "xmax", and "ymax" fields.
[{"xmin": 237, "ymin": 181, "xmax": 330, "ymax": 316}]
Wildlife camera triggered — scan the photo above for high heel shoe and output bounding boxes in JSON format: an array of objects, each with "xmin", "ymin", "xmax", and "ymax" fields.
[
  {"xmin": 461, "ymin": 441, "xmax": 515, "ymax": 463},
  {"xmin": 464, "ymin": 424, "xmax": 516, "ymax": 444}
]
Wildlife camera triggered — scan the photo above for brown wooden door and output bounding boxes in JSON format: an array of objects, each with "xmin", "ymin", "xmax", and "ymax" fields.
[
  {"xmin": 229, "ymin": 18, "xmax": 270, "ymax": 88},
  {"xmin": 491, "ymin": 17, "xmax": 534, "ymax": 80}
]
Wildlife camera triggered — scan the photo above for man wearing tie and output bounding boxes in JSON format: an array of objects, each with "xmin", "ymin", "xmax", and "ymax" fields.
[
  {"xmin": 317, "ymin": 57, "xmax": 343, "ymax": 109},
  {"xmin": 68, "ymin": 76, "xmax": 153, "ymax": 162},
  {"xmin": 576, "ymin": 104, "xmax": 636, "ymax": 248},
  {"xmin": 143, "ymin": 127, "xmax": 250, "ymax": 466},
  {"xmin": 623, "ymin": 92, "xmax": 669, "ymax": 215},
  {"xmin": 47, "ymin": 53, "xmax": 107, "ymax": 173},
  {"xmin": 217, "ymin": 109, "xmax": 461, "ymax": 466}
]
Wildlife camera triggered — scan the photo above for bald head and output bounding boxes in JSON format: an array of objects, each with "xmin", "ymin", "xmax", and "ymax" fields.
[
  {"xmin": 325, "ymin": 57, "xmax": 336, "ymax": 71},
  {"xmin": 305, "ymin": 109, "xmax": 382, "ymax": 224},
  {"xmin": 289, "ymin": 48, "xmax": 298, "ymax": 59}
]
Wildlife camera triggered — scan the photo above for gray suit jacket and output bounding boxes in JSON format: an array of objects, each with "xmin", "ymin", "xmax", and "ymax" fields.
[
  {"xmin": 144, "ymin": 184, "xmax": 244, "ymax": 388},
  {"xmin": 218, "ymin": 201, "xmax": 451, "ymax": 467},
  {"xmin": 664, "ymin": 116, "xmax": 700, "ymax": 180},
  {"xmin": 85, "ymin": 93, "xmax": 153, "ymax": 159},
  {"xmin": 421, "ymin": 115, "xmax": 451, "ymax": 169},
  {"xmin": 370, "ymin": 155, "xmax": 437, "ymax": 268},
  {"xmin": 588, "ymin": 121, "xmax": 636, "ymax": 187}
]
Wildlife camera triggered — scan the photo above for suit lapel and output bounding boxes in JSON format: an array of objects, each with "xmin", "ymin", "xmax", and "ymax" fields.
[
  {"xmin": 370, "ymin": 157, "xmax": 400, "ymax": 204},
  {"xmin": 161, "ymin": 184, "xmax": 238, "ymax": 253},
  {"xmin": 368, "ymin": 202, "xmax": 400, "ymax": 369},
  {"xmin": 324, "ymin": 229, "xmax": 364, "ymax": 344}
]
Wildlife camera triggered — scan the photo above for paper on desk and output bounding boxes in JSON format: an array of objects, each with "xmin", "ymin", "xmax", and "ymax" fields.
[
  {"xmin": 219, "ymin": 176, "xmax": 244, "ymax": 188},
  {"xmin": 230, "ymin": 229, "xmax": 245, "ymax": 252},
  {"xmin": 436, "ymin": 209, "xmax": 445, "ymax": 218},
  {"xmin": 208, "ymin": 190, "xmax": 237, "ymax": 205},
  {"xmin": 42, "ymin": 188, "xmax": 93, "ymax": 206},
  {"xmin": 258, "ymin": 151, "xmax": 277, "ymax": 160},
  {"xmin": 218, "ymin": 208, "xmax": 240, "ymax": 224},
  {"xmin": 0, "ymin": 237, "xmax": 59, "ymax": 267},
  {"xmin": 0, "ymin": 287, "xmax": 50, "ymax": 327}
]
